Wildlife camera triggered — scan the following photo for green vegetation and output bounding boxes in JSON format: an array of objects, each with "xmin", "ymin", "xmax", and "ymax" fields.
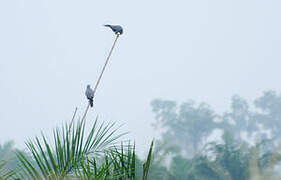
[{"xmin": 0, "ymin": 111, "xmax": 153, "ymax": 180}]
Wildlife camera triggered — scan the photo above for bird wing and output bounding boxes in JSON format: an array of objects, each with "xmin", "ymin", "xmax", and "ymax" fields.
[{"xmin": 86, "ymin": 88, "xmax": 94, "ymax": 99}]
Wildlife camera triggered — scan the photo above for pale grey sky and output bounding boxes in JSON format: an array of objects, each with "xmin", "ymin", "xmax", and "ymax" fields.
[{"xmin": 1, "ymin": 0, "xmax": 281, "ymax": 155}]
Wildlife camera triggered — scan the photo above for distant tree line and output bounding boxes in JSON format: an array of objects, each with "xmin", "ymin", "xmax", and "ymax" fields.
[{"xmin": 149, "ymin": 90, "xmax": 281, "ymax": 180}]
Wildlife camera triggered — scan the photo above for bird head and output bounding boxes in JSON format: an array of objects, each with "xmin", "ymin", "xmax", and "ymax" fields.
[{"xmin": 104, "ymin": 24, "xmax": 111, "ymax": 28}]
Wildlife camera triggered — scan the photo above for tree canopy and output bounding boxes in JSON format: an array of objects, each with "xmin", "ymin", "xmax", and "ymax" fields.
[{"xmin": 149, "ymin": 90, "xmax": 281, "ymax": 179}]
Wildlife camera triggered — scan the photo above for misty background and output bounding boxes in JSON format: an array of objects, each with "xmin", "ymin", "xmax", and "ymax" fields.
[{"xmin": 1, "ymin": 0, "xmax": 281, "ymax": 156}]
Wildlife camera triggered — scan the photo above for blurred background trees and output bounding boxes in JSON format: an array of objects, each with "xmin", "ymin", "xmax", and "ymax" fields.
[
  {"xmin": 151, "ymin": 99, "xmax": 217, "ymax": 156},
  {"xmin": 148, "ymin": 90, "xmax": 281, "ymax": 180}
]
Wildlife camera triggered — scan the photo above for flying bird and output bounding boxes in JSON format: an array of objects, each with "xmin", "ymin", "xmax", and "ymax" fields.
[
  {"xmin": 85, "ymin": 85, "xmax": 94, "ymax": 107},
  {"xmin": 104, "ymin": 24, "xmax": 123, "ymax": 35}
]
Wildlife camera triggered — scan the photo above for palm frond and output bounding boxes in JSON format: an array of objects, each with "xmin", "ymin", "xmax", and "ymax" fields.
[{"xmin": 16, "ymin": 113, "xmax": 124, "ymax": 179}]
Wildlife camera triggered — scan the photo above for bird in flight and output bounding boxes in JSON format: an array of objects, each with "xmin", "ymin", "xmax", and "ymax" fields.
[
  {"xmin": 85, "ymin": 85, "xmax": 94, "ymax": 107},
  {"xmin": 104, "ymin": 24, "xmax": 123, "ymax": 35}
]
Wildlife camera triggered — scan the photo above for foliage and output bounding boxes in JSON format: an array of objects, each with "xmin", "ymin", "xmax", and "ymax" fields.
[
  {"xmin": 143, "ymin": 141, "xmax": 153, "ymax": 180},
  {"xmin": 169, "ymin": 155, "xmax": 191, "ymax": 180},
  {"xmin": 74, "ymin": 142, "xmax": 137, "ymax": 179},
  {"xmin": 0, "ymin": 161, "xmax": 17, "ymax": 180},
  {"xmin": 151, "ymin": 99, "xmax": 217, "ymax": 156},
  {"xmin": 0, "ymin": 141, "xmax": 16, "ymax": 160},
  {"xmin": 147, "ymin": 131, "xmax": 281, "ymax": 180},
  {"xmin": 254, "ymin": 91, "xmax": 281, "ymax": 139},
  {"xmin": 149, "ymin": 90, "xmax": 281, "ymax": 179},
  {"xmin": 16, "ymin": 116, "xmax": 125, "ymax": 179},
  {"xmin": 13, "ymin": 112, "xmax": 153, "ymax": 180},
  {"xmin": 150, "ymin": 96, "xmax": 281, "ymax": 179},
  {"xmin": 222, "ymin": 95, "xmax": 258, "ymax": 142},
  {"xmin": 207, "ymin": 132, "xmax": 250, "ymax": 180}
]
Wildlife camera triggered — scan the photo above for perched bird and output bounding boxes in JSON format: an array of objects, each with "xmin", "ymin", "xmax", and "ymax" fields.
[
  {"xmin": 104, "ymin": 24, "xmax": 123, "ymax": 35},
  {"xmin": 85, "ymin": 85, "xmax": 94, "ymax": 107}
]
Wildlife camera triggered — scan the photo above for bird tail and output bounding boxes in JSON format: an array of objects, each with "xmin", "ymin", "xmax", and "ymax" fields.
[
  {"xmin": 104, "ymin": 24, "xmax": 111, "ymax": 28},
  {"xmin": 89, "ymin": 98, "xmax": 93, "ymax": 107}
]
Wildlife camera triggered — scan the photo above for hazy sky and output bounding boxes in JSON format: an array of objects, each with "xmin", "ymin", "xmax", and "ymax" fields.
[{"xmin": 1, "ymin": 0, "xmax": 281, "ymax": 155}]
